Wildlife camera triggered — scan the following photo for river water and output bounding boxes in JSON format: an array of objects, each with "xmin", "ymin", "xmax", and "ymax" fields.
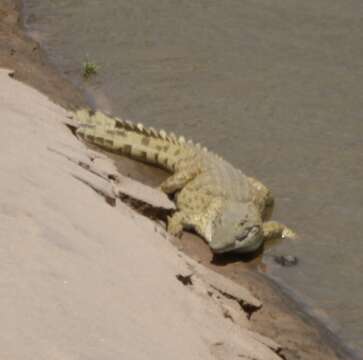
[{"xmin": 23, "ymin": 0, "xmax": 363, "ymax": 355}]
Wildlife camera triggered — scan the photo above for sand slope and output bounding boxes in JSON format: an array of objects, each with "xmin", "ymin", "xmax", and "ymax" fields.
[{"xmin": 0, "ymin": 68, "xmax": 282, "ymax": 359}]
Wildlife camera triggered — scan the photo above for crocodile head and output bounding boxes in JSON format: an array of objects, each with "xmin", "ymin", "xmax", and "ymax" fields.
[{"xmin": 208, "ymin": 202, "xmax": 264, "ymax": 254}]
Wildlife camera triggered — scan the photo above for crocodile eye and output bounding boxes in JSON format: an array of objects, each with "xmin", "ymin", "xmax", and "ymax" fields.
[{"xmin": 249, "ymin": 226, "xmax": 260, "ymax": 235}]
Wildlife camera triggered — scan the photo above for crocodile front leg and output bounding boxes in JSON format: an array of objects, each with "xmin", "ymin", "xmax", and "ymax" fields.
[
  {"xmin": 167, "ymin": 211, "xmax": 187, "ymax": 236},
  {"xmin": 167, "ymin": 196, "xmax": 223, "ymax": 244},
  {"xmin": 262, "ymin": 221, "xmax": 296, "ymax": 240}
]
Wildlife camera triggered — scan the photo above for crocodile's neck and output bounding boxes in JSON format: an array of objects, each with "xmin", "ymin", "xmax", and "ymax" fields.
[{"xmin": 75, "ymin": 109, "xmax": 206, "ymax": 172}]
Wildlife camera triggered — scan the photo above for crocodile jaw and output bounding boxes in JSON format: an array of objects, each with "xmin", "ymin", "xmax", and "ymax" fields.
[
  {"xmin": 209, "ymin": 231, "xmax": 263, "ymax": 254},
  {"xmin": 209, "ymin": 227, "xmax": 264, "ymax": 254},
  {"xmin": 206, "ymin": 201, "xmax": 265, "ymax": 254}
]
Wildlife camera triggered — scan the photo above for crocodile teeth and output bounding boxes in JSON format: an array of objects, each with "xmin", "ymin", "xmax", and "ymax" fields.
[
  {"xmin": 187, "ymin": 139, "xmax": 194, "ymax": 145},
  {"xmin": 178, "ymin": 136, "xmax": 186, "ymax": 144},
  {"xmin": 136, "ymin": 123, "xmax": 144, "ymax": 132}
]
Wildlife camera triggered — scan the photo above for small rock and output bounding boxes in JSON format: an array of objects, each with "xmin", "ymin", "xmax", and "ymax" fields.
[
  {"xmin": 273, "ymin": 255, "xmax": 298, "ymax": 267},
  {"xmin": 176, "ymin": 273, "xmax": 193, "ymax": 286}
]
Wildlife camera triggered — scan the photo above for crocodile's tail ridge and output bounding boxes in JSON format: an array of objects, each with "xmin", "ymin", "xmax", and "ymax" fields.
[
  {"xmin": 74, "ymin": 108, "xmax": 212, "ymax": 171},
  {"xmin": 75, "ymin": 108, "xmax": 208, "ymax": 151}
]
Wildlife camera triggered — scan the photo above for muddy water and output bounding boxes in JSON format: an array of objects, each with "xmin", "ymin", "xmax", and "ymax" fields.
[{"xmin": 23, "ymin": 0, "xmax": 363, "ymax": 355}]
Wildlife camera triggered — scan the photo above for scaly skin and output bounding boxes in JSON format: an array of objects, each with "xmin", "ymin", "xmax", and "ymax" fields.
[{"xmin": 75, "ymin": 109, "xmax": 293, "ymax": 254}]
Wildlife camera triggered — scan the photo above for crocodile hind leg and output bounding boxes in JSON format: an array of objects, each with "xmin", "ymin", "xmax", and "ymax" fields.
[
  {"xmin": 161, "ymin": 165, "xmax": 200, "ymax": 194},
  {"xmin": 247, "ymin": 176, "xmax": 274, "ymax": 218},
  {"xmin": 262, "ymin": 221, "xmax": 296, "ymax": 241}
]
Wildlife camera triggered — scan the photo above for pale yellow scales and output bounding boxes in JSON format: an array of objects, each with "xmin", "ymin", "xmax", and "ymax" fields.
[{"xmin": 75, "ymin": 109, "xmax": 294, "ymax": 254}]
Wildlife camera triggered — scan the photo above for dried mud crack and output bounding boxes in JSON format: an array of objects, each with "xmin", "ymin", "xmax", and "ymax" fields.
[{"xmin": 211, "ymin": 286, "xmax": 261, "ymax": 320}]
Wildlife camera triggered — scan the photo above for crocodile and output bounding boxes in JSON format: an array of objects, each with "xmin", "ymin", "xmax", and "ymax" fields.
[{"xmin": 75, "ymin": 109, "xmax": 293, "ymax": 254}]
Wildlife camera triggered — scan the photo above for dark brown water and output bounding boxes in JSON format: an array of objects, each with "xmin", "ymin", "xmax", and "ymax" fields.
[{"xmin": 23, "ymin": 0, "xmax": 363, "ymax": 355}]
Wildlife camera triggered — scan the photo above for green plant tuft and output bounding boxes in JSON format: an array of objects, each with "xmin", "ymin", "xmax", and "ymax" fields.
[{"xmin": 82, "ymin": 60, "xmax": 99, "ymax": 79}]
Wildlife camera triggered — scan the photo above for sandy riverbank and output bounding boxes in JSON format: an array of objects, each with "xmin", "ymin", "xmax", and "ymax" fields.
[
  {"xmin": 1, "ymin": 66, "xmax": 288, "ymax": 359},
  {"xmin": 0, "ymin": 1, "xmax": 353, "ymax": 359}
]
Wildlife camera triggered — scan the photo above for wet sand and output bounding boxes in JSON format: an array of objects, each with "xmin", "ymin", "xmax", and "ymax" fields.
[
  {"xmin": 0, "ymin": 1, "xmax": 357, "ymax": 359},
  {"xmin": 0, "ymin": 0, "xmax": 85, "ymax": 109}
]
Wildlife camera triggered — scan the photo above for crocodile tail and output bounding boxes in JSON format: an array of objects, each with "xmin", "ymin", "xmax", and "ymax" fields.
[{"xmin": 75, "ymin": 108, "xmax": 197, "ymax": 171}]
